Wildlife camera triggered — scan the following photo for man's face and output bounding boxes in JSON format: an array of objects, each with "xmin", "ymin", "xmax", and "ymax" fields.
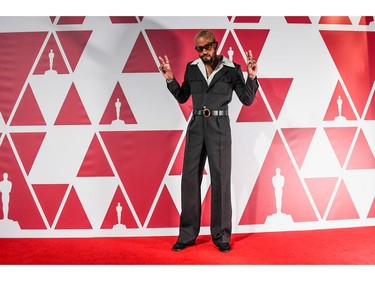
[{"xmin": 195, "ymin": 36, "xmax": 217, "ymax": 65}]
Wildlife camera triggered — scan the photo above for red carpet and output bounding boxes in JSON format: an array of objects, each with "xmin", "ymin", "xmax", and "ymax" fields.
[{"xmin": 1, "ymin": 226, "xmax": 375, "ymax": 265}]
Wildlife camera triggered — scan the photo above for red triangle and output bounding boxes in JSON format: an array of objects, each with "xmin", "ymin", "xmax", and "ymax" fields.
[
  {"xmin": 359, "ymin": 16, "xmax": 374, "ymax": 25},
  {"xmin": 101, "ymin": 186, "xmax": 139, "ymax": 229},
  {"xmin": 100, "ymin": 130, "xmax": 183, "ymax": 226},
  {"xmin": 233, "ymin": 29, "xmax": 270, "ymax": 122},
  {"xmin": 201, "ymin": 185, "xmax": 211, "ymax": 227},
  {"xmin": 239, "ymin": 132, "xmax": 318, "ymax": 225},
  {"xmin": 233, "ymin": 29, "xmax": 270, "ymax": 63},
  {"xmin": 57, "ymin": 17, "xmax": 86, "ymax": 25},
  {"xmin": 324, "ymin": 81, "xmax": 357, "ymax": 121},
  {"xmin": 77, "ymin": 134, "xmax": 114, "ymax": 177},
  {"xmin": 0, "ymin": 136, "xmax": 46, "ymax": 229},
  {"xmin": 0, "ymin": 32, "xmax": 47, "ymax": 123},
  {"xmin": 365, "ymin": 90, "xmax": 375, "ymax": 120},
  {"xmin": 33, "ymin": 33, "xmax": 70, "ymax": 74},
  {"xmin": 10, "ymin": 84, "xmax": 46, "ymax": 126},
  {"xmin": 233, "ymin": 17, "xmax": 261, "ymax": 23},
  {"xmin": 32, "ymin": 184, "xmax": 68, "ymax": 228},
  {"xmin": 324, "ymin": 127, "xmax": 357, "ymax": 167},
  {"xmin": 110, "ymin": 16, "xmax": 138, "ymax": 24},
  {"xmin": 281, "ymin": 128, "xmax": 316, "ymax": 169},
  {"xmin": 10, "ymin": 132, "xmax": 46, "ymax": 175},
  {"xmin": 319, "ymin": 16, "xmax": 352, "ymax": 25},
  {"xmin": 147, "ymin": 185, "xmax": 180, "ymax": 228},
  {"xmin": 284, "ymin": 17, "xmax": 312, "ymax": 24},
  {"xmin": 54, "ymin": 83, "xmax": 91, "ymax": 125},
  {"xmin": 346, "ymin": 129, "xmax": 375, "ymax": 169},
  {"xmin": 320, "ymin": 31, "xmax": 375, "ymax": 118},
  {"xmin": 146, "ymin": 29, "xmax": 226, "ymax": 121},
  {"xmin": 236, "ymin": 91, "xmax": 272, "ymax": 122},
  {"xmin": 327, "ymin": 180, "xmax": 359, "ymax": 220},
  {"xmin": 56, "ymin": 30, "xmax": 92, "ymax": 71},
  {"xmin": 55, "ymin": 186, "xmax": 92, "ymax": 229},
  {"xmin": 367, "ymin": 197, "xmax": 375, "ymax": 218},
  {"xmin": 305, "ymin": 177, "xmax": 338, "ymax": 219},
  {"xmin": 123, "ymin": 32, "xmax": 158, "ymax": 73},
  {"xmin": 219, "ymin": 31, "xmax": 244, "ymax": 64},
  {"xmin": 99, "ymin": 82, "xmax": 137, "ymax": 125},
  {"xmin": 259, "ymin": 78, "xmax": 293, "ymax": 119}
]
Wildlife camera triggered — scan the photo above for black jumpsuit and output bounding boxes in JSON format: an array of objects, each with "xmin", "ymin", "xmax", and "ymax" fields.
[{"xmin": 167, "ymin": 57, "xmax": 259, "ymax": 245}]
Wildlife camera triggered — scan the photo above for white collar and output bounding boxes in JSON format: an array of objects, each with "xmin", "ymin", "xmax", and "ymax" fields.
[
  {"xmin": 190, "ymin": 55, "xmax": 235, "ymax": 68},
  {"xmin": 191, "ymin": 56, "xmax": 235, "ymax": 84}
]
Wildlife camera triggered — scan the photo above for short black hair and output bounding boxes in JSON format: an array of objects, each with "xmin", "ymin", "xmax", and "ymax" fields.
[{"xmin": 194, "ymin": 30, "xmax": 216, "ymax": 42}]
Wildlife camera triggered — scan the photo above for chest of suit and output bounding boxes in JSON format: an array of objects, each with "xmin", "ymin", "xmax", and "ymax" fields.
[{"xmin": 186, "ymin": 65, "xmax": 238, "ymax": 109}]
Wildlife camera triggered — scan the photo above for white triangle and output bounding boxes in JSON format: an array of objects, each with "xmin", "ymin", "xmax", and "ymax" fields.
[
  {"xmin": 74, "ymin": 177, "xmax": 118, "ymax": 230},
  {"xmin": 165, "ymin": 175, "xmax": 182, "ymax": 214},
  {"xmin": 343, "ymin": 170, "xmax": 375, "ymax": 219},
  {"xmin": 231, "ymin": 122, "xmax": 276, "ymax": 220},
  {"xmin": 29, "ymin": 75, "xmax": 73, "ymax": 126},
  {"xmin": 120, "ymin": 74, "xmax": 187, "ymax": 130},
  {"xmin": 75, "ymin": 23, "xmax": 141, "ymax": 125},
  {"xmin": 300, "ymin": 127, "xmax": 342, "ymax": 177},
  {"xmin": 362, "ymin": 122, "xmax": 375, "ymax": 157},
  {"xmin": 28, "ymin": 126, "xmax": 94, "ymax": 184}
]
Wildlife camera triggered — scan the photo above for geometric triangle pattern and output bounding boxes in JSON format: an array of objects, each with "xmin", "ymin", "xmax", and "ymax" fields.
[
  {"xmin": 32, "ymin": 184, "xmax": 69, "ymax": 228},
  {"xmin": 319, "ymin": 16, "xmax": 352, "ymax": 25},
  {"xmin": 239, "ymin": 131, "xmax": 318, "ymax": 225},
  {"xmin": 55, "ymin": 31, "xmax": 92, "ymax": 72},
  {"xmin": 54, "ymin": 83, "xmax": 91, "ymax": 125},
  {"xmin": 76, "ymin": 134, "xmax": 114, "ymax": 177},
  {"xmin": 320, "ymin": 30, "xmax": 375, "ymax": 118},
  {"xmin": 99, "ymin": 82, "xmax": 137, "ymax": 125},
  {"xmin": 33, "ymin": 33, "xmax": 70, "ymax": 75},
  {"xmin": 122, "ymin": 32, "xmax": 158, "ymax": 73},
  {"xmin": 0, "ymin": 32, "xmax": 48, "ymax": 124},
  {"xmin": 10, "ymin": 132, "xmax": 46, "ymax": 175},
  {"xmin": 323, "ymin": 81, "xmax": 357, "ymax": 121},
  {"xmin": 0, "ymin": 16, "xmax": 374, "ymax": 238},
  {"xmin": 147, "ymin": 185, "xmax": 180, "ymax": 228},
  {"xmin": 10, "ymin": 84, "xmax": 46, "ymax": 126}
]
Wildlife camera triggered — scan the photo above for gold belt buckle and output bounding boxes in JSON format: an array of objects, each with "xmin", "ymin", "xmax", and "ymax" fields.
[{"xmin": 202, "ymin": 107, "xmax": 211, "ymax": 117}]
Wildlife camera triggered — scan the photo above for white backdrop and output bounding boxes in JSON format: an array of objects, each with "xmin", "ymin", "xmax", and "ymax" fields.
[{"xmin": 0, "ymin": 16, "xmax": 374, "ymax": 237}]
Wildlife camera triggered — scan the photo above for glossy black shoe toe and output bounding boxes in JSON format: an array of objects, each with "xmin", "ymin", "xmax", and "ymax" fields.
[
  {"xmin": 172, "ymin": 242, "xmax": 194, "ymax": 251},
  {"xmin": 216, "ymin": 242, "xmax": 231, "ymax": 253}
]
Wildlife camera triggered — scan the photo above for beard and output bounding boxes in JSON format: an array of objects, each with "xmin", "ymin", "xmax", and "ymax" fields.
[{"xmin": 200, "ymin": 54, "xmax": 213, "ymax": 65}]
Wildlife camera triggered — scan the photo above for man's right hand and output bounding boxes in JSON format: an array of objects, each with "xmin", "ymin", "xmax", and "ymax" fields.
[{"xmin": 158, "ymin": 55, "xmax": 174, "ymax": 80}]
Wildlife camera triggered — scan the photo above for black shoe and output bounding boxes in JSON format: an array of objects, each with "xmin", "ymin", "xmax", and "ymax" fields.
[
  {"xmin": 172, "ymin": 242, "xmax": 194, "ymax": 251},
  {"xmin": 216, "ymin": 242, "xmax": 231, "ymax": 253}
]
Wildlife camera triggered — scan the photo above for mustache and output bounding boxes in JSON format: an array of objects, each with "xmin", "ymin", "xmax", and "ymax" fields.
[
  {"xmin": 200, "ymin": 54, "xmax": 212, "ymax": 64},
  {"xmin": 200, "ymin": 54, "xmax": 211, "ymax": 60}
]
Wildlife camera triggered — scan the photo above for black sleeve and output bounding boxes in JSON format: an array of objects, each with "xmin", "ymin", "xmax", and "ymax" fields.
[
  {"xmin": 234, "ymin": 64, "xmax": 259, "ymax": 106},
  {"xmin": 166, "ymin": 63, "xmax": 191, "ymax": 104}
]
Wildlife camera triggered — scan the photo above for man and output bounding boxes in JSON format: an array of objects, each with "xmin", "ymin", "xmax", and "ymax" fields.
[{"xmin": 158, "ymin": 30, "xmax": 258, "ymax": 253}]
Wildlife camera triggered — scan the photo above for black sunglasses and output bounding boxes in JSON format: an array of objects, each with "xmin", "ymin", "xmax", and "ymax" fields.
[{"xmin": 195, "ymin": 41, "xmax": 217, "ymax": 52}]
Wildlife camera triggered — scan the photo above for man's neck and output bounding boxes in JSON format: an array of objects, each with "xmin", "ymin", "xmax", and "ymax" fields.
[{"xmin": 205, "ymin": 55, "xmax": 222, "ymax": 77}]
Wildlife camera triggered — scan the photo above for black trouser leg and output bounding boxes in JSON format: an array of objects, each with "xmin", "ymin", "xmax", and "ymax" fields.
[
  {"xmin": 205, "ymin": 116, "xmax": 232, "ymax": 244},
  {"xmin": 177, "ymin": 117, "xmax": 206, "ymax": 243}
]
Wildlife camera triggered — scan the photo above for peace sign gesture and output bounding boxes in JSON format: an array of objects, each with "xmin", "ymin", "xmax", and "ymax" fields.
[
  {"xmin": 245, "ymin": 50, "xmax": 258, "ymax": 80},
  {"xmin": 158, "ymin": 55, "xmax": 174, "ymax": 80}
]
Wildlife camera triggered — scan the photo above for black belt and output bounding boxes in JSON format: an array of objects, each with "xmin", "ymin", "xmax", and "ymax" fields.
[{"xmin": 193, "ymin": 107, "xmax": 228, "ymax": 117}]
